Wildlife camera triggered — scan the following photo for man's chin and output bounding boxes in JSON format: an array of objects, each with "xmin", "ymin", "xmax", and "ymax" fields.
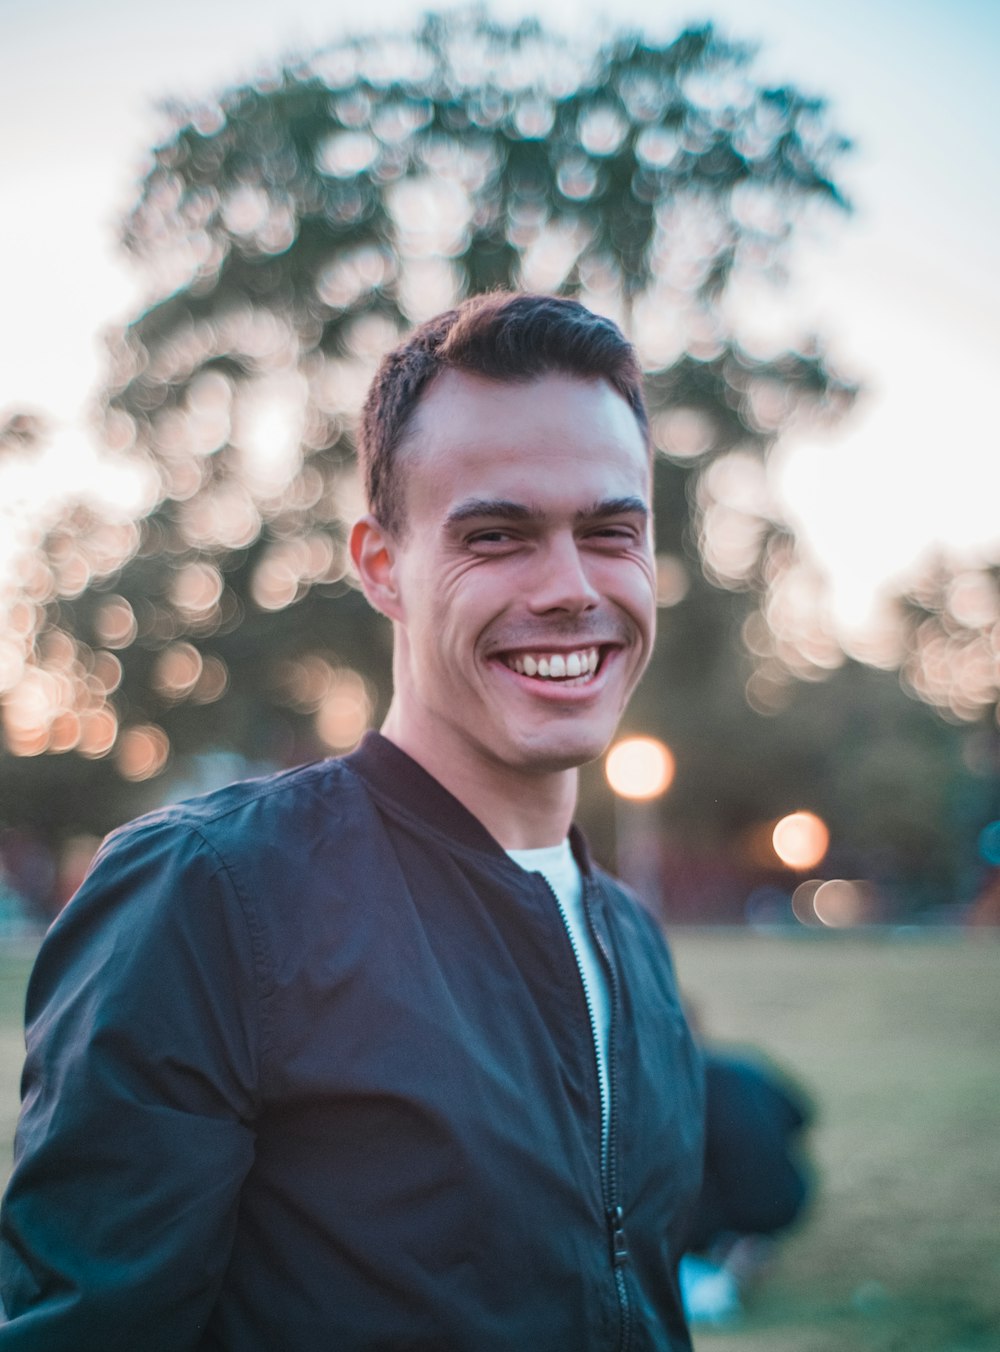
[{"xmin": 502, "ymin": 729, "xmax": 613, "ymax": 776}]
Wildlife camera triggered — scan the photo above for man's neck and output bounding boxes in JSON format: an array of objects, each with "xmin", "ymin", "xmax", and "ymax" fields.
[{"xmin": 379, "ymin": 710, "xmax": 577, "ymax": 850}]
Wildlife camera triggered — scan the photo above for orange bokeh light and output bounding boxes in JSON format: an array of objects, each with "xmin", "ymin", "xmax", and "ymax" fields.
[
  {"xmin": 772, "ymin": 811, "xmax": 829, "ymax": 870},
  {"xmin": 116, "ymin": 724, "xmax": 170, "ymax": 781},
  {"xmin": 605, "ymin": 737, "xmax": 675, "ymax": 801},
  {"xmin": 314, "ymin": 668, "xmax": 372, "ymax": 750}
]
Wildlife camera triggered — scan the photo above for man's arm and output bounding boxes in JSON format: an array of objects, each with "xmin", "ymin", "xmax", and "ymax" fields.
[{"xmin": 0, "ymin": 815, "xmax": 264, "ymax": 1350}]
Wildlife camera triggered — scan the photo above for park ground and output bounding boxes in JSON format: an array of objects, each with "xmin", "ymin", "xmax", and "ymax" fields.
[
  {"xmin": 673, "ymin": 930, "xmax": 1000, "ymax": 1352},
  {"xmin": 0, "ymin": 929, "xmax": 997, "ymax": 1350}
]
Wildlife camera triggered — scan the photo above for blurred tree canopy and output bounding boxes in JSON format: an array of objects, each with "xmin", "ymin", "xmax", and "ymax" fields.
[
  {"xmin": 890, "ymin": 558, "xmax": 1000, "ymax": 725},
  {"xmin": 0, "ymin": 10, "xmax": 994, "ymax": 917}
]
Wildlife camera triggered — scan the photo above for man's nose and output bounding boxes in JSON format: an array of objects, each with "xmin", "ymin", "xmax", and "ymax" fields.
[{"xmin": 526, "ymin": 535, "xmax": 601, "ymax": 615}]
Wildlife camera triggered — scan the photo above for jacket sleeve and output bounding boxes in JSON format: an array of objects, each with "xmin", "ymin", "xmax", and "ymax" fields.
[{"xmin": 0, "ymin": 813, "xmax": 265, "ymax": 1350}]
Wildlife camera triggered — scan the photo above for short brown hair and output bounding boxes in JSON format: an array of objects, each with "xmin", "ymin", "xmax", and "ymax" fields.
[{"xmin": 358, "ymin": 292, "xmax": 649, "ymax": 535}]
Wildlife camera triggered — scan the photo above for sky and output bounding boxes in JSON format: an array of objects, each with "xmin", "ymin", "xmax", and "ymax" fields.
[{"xmin": 1, "ymin": 0, "xmax": 998, "ymax": 639}]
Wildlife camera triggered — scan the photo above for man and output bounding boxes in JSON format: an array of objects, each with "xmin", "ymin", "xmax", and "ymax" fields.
[{"xmin": 0, "ymin": 293, "xmax": 703, "ymax": 1349}]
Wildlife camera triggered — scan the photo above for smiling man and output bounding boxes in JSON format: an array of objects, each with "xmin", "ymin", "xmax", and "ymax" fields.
[
  {"xmin": 0, "ymin": 293, "xmax": 703, "ymax": 1351},
  {"xmin": 355, "ymin": 361, "xmax": 656, "ymax": 836}
]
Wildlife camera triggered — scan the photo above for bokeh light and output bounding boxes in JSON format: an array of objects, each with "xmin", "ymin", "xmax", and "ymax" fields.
[
  {"xmin": 605, "ymin": 736, "xmax": 675, "ymax": 800},
  {"xmin": 251, "ymin": 535, "xmax": 346, "ymax": 613},
  {"xmin": 116, "ymin": 724, "xmax": 170, "ymax": 781},
  {"xmin": 152, "ymin": 643, "xmax": 203, "ymax": 702},
  {"xmin": 772, "ymin": 811, "xmax": 829, "ymax": 870},
  {"xmin": 792, "ymin": 876, "xmax": 875, "ymax": 927},
  {"xmin": 655, "ymin": 555, "xmax": 690, "ymax": 608},
  {"xmin": 0, "ymin": 611, "xmax": 131, "ymax": 761},
  {"xmin": 978, "ymin": 821, "xmax": 1000, "ymax": 867},
  {"xmin": 314, "ymin": 669, "xmax": 372, "ymax": 750},
  {"xmin": 791, "ymin": 878, "xmax": 823, "ymax": 925},
  {"xmin": 192, "ymin": 654, "xmax": 229, "ymax": 704},
  {"xmin": 77, "ymin": 707, "xmax": 119, "ymax": 758},
  {"xmin": 271, "ymin": 654, "xmax": 373, "ymax": 751},
  {"xmin": 813, "ymin": 879, "xmax": 867, "ymax": 927},
  {"xmin": 170, "ymin": 562, "xmax": 225, "ymax": 629},
  {"xmin": 145, "ymin": 641, "xmax": 228, "ymax": 707},
  {"xmin": 94, "ymin": 596, "xmax": 137, "ymax": 649}
]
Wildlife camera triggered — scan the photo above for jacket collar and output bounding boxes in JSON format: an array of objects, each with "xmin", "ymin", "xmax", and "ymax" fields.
[{"xmin": 344, "ymin": 732, "xmax": 593, "ymax": 875}]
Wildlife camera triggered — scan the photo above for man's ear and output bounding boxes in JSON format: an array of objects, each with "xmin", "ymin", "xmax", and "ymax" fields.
[{"xmin": 350, "ymin": 515, "xmax": 404, "ymax": 621}]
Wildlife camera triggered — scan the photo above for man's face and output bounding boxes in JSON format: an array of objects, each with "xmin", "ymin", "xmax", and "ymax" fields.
[{"xmin": 365, "ymin": 369, "xmax": 656, "ymax": 783}]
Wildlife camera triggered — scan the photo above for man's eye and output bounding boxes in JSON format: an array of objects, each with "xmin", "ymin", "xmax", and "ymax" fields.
[
  {"xmin": 467, "ymin": 530, "xmax": 517, "ymax": 548},
  {"xmin": 588, "ymin": 525, "xmax": 638, "ymax": 544}
]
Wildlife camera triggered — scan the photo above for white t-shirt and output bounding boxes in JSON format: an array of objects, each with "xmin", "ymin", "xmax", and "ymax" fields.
[{"xmin": 506, "ymin": 840, "xmax": 611, "ymax": 1150}]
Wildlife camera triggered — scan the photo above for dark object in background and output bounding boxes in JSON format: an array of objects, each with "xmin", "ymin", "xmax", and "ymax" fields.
[
  {"xmin": 687, "ymin": 1048, "xmax": 814, "ymax": 1255},
  {"xmin": 679, "ymin": 1041, "xmax": 815, "ymax": 1325}
]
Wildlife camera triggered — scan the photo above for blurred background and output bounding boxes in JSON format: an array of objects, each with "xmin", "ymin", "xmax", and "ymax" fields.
[
  {"xmin": 1, "ymin": 0, "xmax": 998, "ymax": 929},
  {"xmin": 0, "ymin": 0, "xmax": 998, "ymax": 1345}
]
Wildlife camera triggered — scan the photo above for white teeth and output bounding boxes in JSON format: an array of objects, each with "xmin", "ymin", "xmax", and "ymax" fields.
[{"xmin": 505, "ymin": 647, "xmax": 600, "ymax": 681}]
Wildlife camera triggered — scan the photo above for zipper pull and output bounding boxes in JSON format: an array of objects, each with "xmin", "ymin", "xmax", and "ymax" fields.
[{"xmin": 608, "ymin": 1205, "xmax": 629, "ymax": 1267}]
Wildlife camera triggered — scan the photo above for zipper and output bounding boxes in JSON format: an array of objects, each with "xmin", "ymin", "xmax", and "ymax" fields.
[
  {"xmin": 541, "ymin": 872, "xmax": 631, "ymax": 1352},
  {"xmin": 582, "ymin": 875, "xmax": 631, "ymax": 1352}
]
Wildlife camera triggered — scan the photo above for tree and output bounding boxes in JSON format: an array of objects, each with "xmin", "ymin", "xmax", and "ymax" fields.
[
  {"xmin": 0, "ymin": 10, "xmax": 852, "ymax": 761},
  {"xmin": 8, "ymin": 10, "xmax": 980, "ymax": 918},
  {"xmin": 893, "ymin": 558, "xmax": 1000, "ymax": 725}
]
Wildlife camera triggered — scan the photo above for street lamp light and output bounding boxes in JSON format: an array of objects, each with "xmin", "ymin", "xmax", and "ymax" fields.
[
  {"xmin": 772, "ymin": 811, "xmax": 829, "ymax": 872},
  {"xmin": 605, "ymin": 736, "xmax": 674, "ymax": 911},
  {"xmin": 605, "ymin": 736, "xmax": 675, "ymax": 800}
]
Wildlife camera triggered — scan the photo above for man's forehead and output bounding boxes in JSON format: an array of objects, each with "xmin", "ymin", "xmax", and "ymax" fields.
[
  {"xmin": 391, "ymin": 367, "xmax": 651, "ymax": 531},
  {"xmin": 402, "ymin": 367, "xmax": 647, "ymax": 452}
]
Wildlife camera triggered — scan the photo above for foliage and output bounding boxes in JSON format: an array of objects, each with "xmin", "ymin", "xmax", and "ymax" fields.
[{"xmin": 891, "ymin": 558, "xmax": 1000, "ymax": 725}]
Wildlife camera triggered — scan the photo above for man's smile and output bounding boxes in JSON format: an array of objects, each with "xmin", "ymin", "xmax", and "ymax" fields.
[
  {"xmin": 500, "ymin": 646, "xmax": 600, "ymax": 681},
  {"xmin": 489, "ymin": 642, "xmax": 632, "ymax": 700}
]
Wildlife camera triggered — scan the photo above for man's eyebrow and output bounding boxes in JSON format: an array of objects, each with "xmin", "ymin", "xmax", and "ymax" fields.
[
  {"xmin": 445, "ymin": 498, "xmax": 541, "ymax": 527},
  {"xmin": 446, "ymin": 496, "xmax": 649, "ymax": 528},
  {"xmin": 578, "ymin": 496, "xmax": 649, "ymax": 522}
]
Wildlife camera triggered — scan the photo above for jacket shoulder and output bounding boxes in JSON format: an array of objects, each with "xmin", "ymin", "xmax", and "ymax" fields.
[
  {"xmin": 98, "ymin": 757, "xmax": 365, "ymax": 861},
  {"xmin": 108, "ymin": 756, "xmax": 354, "ymax": 829}
]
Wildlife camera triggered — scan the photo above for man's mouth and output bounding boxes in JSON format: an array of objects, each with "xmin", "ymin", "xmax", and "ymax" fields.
[{"xmin": 499, "ymin": 646, "xmax": 601, "ymax": 683}]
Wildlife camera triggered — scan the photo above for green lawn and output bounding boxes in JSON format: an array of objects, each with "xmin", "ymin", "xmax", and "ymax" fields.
[
  {"xmin": 671, "ymin": 930, "xmax": 1000, "ymax": 1352},
  {"xmin": 0, "ymin": 932, "xmax": 997, "ymax": 1349}
]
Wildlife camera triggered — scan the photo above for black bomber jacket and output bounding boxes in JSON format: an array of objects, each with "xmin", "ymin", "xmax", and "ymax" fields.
[{"xmin": 0, "ymin": 733, "xmax": 704, "ymax": 1350}]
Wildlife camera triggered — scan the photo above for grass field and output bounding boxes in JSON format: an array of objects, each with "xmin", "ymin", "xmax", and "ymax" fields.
[
  {"xmin": 672, "ymin": 930, "xmax": 1000, "ymax": 1352},
  {"xmin": 0, "ymin": 930, "xmax": 997, "ymax": 1349}
]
